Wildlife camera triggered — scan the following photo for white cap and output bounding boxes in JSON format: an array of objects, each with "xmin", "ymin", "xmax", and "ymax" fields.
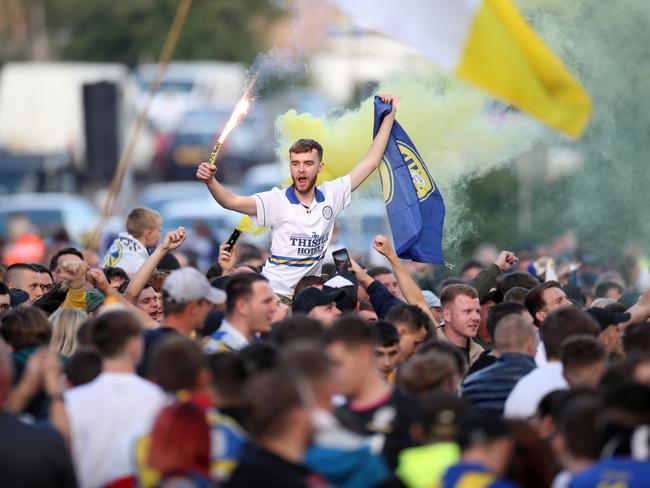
[
  {"xmin": 422, "ymin": 290, "xmax": 441, "ymax": 308},
  {"xmin": 163, "ymin": 267, "xmax": 226, "ymax": 305},
  {"xmin": 324, "ymin": 275, "xmax": 355, "ymax": 289}
]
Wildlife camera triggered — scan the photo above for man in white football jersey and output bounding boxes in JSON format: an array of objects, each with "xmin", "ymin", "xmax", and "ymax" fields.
[{"xmin": 196, "ymin": 94, "xmax": 399, "ymax": 299}]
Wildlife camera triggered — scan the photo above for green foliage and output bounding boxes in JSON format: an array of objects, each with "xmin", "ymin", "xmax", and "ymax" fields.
[{"xmin": 44, "ymin": 0, "xmax": 282, "ymax": 65}]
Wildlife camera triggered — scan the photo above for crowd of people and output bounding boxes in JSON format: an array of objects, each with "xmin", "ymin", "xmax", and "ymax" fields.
[
  {"xmin": 1, "ymin": 205, "xmax": 650, "ymax": 488},
  {"xmin": 1, "ymin": 100, "xmax": 650, "ymax": 487}
]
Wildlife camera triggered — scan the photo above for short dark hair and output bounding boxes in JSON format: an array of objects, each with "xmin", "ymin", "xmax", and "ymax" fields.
[
  {"xmin": 323, "ymin": 317, "xmax": 374, "ymax": 348},
  {"xmin": 151, "ymin": 337, "xmax": 206, "ymax": 392},
  {"xmin": 595, "ymin": 282, "xmax": 624, "ymax": 299},
  {"xmin": 524, "ymin": 281, "xmax": 563, "ymax": 325},
  {"xmin": 30, "ymin": 263, "xmax": 53, "ymax": 281},
  {"xmin": 437, "ymin": 279, "xmax": 466, "ymax": 294},
  {"xmin": 271, "ymin": 316, "xmax": 324, "ymax": 346},
  {"xmin": 623, "ymin": 323, "xmax": 650, "ymax": 358},
  {"xmin": 0, "ymin": 307, "xmax": 51, "ymax": 350},
  {"xmin": 486, "ymin": 302, "xmax": 528, "ymax": 341},
  {"xmin": 417, "ymin": 339, "xmax": 467, "ymax": 376},
  {"xmin": 209, "ymin": 353, "xmax": 249, "ymax": 405},
  {"xmin": 282, "ymin": 341, "xmax": 330, "ymax": 383},
  {"xmin": 243, "ymin": 369, "xmax": 310, "ymax": 438},
  {"xmin": 0, "ymin": 282, "xmax": 9, "ymax": 296},
  {"xmin": 103, "ymin": 266, "xmax": 129, "ymax": 283},
  {"xmin": 289, "ymin": 138, "xmax": 323, "ymax": 161},
  {"xmin": 440, "ymin": 284, "xmax": 478, "ymax": 307},
  {"xmin": 557, "ymin": 395, "xmax": 602, "ymax": 461},
  {"xmin": 90, "ymin": 310, "xmax": 142, "ymax": 359},
  {"xmin": 497, "ymin": 272, "xmax": 540, "ymax": 296},
  {"xmin": 225, "ymin": 274, "xmax": 268, "ymax": 315},
  {"xmin": 367, "ymin": 266, "xmax": 393, "ymax": 279},
  {"xmin": 205, "ymin": 262, "xmax": 223, "ymax": 281},
  {"xmin": 457, "ymin": 412, "xmax": 511, "ymax": 450},
  {"xmin": 294, "ymin": 275, "xmax": 326, "ymax": 296},
  {"xmin": 461, "ymin": 260, "xmax": 483, "ymax": 275},
  {"xmin": 64, "ymin": 349, "xmax": 102, "ymax": 387},
  {"xmin": 399, "ymin": 352, "xmax": 458, "ymax": 397},
  {"xmin": 386, "ymin": 304, "xmax": 431, "ymax": 333},
  {"xmin": 542, "ymin": 307, "xmax": 600, "ymax": 359},
  {"xmin": 240, "ymin": 343, "xmax": 280, "ymax": 376},
  {"xmin": 370, "ymin": 320, "xmax": 399, "ymax": 347},
  {"xmin": 49, "ymin": 247, "xmax": 84, "ymax": 272},
  {"xmin": 5, "ymin": 263, "xmax": 39, "ymax": 285},
  {"xmin": 503, "ymin": 287, "xmax": 529, "ymax": 304},
  {"xmin": 560, "ymin": 335, "xmax": 607, "ymax": 371}
]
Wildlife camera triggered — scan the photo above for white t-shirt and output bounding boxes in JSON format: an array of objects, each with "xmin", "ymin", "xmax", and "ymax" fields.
[
  {"xmin": 100, "ymin": 232, "xmax": 150, "ymax": 275},
  {"xmin": 65, "ymin": 372, "xmax": 167, "ymax": 488},
  {"xmin": 504, "ymin": 361, "xmax": 568, "ymax": 419},
  {"xmin": 253, "ymin": 176, "xmax": 352, "ymax": 296}
]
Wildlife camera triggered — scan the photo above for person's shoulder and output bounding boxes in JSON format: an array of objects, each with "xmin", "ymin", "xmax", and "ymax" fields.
[
  {"xmin": 570, "ymin": 459, "xmax": 650, "ymax": 487},
  {"xmin": 0, "ymin": 412, "xmax": 66, "ymax": 448}
]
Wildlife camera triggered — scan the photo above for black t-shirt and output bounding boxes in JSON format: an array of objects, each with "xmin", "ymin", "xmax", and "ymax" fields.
[
  {"xmin": 335, "ymin": 389, "xmax": 416, "ymax": 469},
  {"xmin": 226, "ymin": 446, "xmax": 328, "ymax": 488},
  {"xmin": 467, "ymin": 350, "xmax": 497, "ymax": 375},
  {"xmin": 138, "ymin": 326, "xmax": 180, "ymax": 377},
  {"xmin": 0, "ymin": 411, "xmax": 77, "ymax": 487}
]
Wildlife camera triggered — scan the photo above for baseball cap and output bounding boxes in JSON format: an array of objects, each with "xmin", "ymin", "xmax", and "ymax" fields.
[
  {"xmin": 292, "ymin": 287, "xmax": 345, "ymax": 314},
  {"xmin": 163, "ymin": 267, "xmax": 226, "ymax": 305},
  {"xmin": 422, "ymin": 290, "xmax": 441, "ymax": 308},
  {"xmin": 9, "ymin": 289, "xmax": 29, "ymax": 307},
  {"xmin": 586, "ymin": 307, "xmax": 631, "ymax": 331},
  {"xmin": 323, "ymin": 273, "xmax": 358, "ymax": 312}
]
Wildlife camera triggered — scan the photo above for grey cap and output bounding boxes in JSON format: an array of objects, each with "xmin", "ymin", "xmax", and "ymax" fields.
[
  {"xmin": 422, "ymin": 290, "xmax": 441, "ymax": 308},
  {"xmin": 163, "ymin": 267, "xmax": 226, "ymax": 305}
]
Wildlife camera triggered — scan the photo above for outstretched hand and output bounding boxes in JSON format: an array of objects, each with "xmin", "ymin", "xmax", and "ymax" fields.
[{"xmin": 196, "ymin": 162, "xmax": 217, "ymax": 184}]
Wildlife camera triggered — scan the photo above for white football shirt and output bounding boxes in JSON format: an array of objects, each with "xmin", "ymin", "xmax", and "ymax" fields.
[{"xmin": 253, "ymin": 176, "xmax": 352, "ymax": 297}]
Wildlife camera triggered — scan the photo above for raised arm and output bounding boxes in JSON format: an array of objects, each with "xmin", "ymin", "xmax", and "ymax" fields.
[
  {"xmin": 349, "ymin": 94, "xmax": 399, "ymax": 191},
  {"xmin": 196, "ymin": 162, "xmax": 257, "ymax": 215},
  {"xmin": 373, "ymin": 235, "xmax": 439, "ymax": 326},
  {"xmin": 124, "ymin": 227, "xmax": 186, "ymax": 303}
]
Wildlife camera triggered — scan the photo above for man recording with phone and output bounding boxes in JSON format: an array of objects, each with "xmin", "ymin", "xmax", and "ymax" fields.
[{"xmin": 197, "ymin": 94, "xmax": 399, "ymax": 301}]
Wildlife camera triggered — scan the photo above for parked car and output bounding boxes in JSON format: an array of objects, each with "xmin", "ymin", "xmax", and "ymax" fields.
[
  {"xmin": 161, "ymin": 107, "xmax": 276, "ymax": 183},
  {"xmin": 0, "ymin": 193, "xmax": 99, "ymax": 242},
  {"xmin": 137, "ymin": 181, "xmax": 210, "ymax": 213}
]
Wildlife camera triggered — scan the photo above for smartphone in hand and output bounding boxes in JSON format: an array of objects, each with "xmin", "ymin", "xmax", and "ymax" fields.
[
  {"xmin": 332, "ymin": 248, "xmax": 352, "ymax": 275},
  {"xmin": 225, "ymin": 229, "xmax": 242, "ymax": 252}
]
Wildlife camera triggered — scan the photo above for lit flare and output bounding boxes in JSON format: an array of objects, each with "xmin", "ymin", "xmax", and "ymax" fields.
[{"xmin": 208, "ymin": 88, "xmax": 254, "ymax": 165}]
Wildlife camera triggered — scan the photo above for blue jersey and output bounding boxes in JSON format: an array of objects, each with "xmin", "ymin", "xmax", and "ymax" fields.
[
  {"xmin": 570, "ymin": 458, "xmax": 650, "ymax": 488},
  {"xmin": 442, "ymin": 463, "xmax": 520, "ymax": 488}
]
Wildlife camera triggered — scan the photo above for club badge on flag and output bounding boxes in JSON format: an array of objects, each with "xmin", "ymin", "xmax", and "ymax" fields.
[{"xmin": 373, "ymin": 97, "xmax": 445, "ymax": 264}]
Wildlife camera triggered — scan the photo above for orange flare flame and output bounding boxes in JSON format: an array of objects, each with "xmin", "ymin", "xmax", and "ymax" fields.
[{"xmin": 218, "ymin": 91, "xmax": 253, "ymax": 144}]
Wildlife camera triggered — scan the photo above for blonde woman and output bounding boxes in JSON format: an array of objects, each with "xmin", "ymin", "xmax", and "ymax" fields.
[{"xmin": 50, "ymin": 308, "xmax": 88, "ymax": 357}]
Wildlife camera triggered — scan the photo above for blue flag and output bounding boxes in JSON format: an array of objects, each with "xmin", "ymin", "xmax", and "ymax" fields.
[{"xmin": 373, "ymin": 96, "xmax": 445, "ymax": 264}]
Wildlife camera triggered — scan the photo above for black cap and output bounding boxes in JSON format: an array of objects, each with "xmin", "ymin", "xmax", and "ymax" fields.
[
  {"xmin": 586, "ymin": 307, "xmax": 631, "ymax": 331},
  {"xmin": 292, "ymin": 287, "xmax": 345, "ymax": 314},
  {"xmin": 9, "ymin": 288, "xmax": 29, "ymax": 307}
]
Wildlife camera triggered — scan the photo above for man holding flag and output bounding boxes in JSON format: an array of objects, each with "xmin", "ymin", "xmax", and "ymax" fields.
[{"xmin": 196, "ymin": 94, "xmax": 402, "ymax": 300}]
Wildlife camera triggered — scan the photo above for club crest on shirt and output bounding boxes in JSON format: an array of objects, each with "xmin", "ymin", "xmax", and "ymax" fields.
[
  {"xmin": 379, "ymin": 140, "xmax": 435, "ymax": 204},
  {"xmin": 322, "ymin": 205, "xmax": 333, "ymax": 220}
]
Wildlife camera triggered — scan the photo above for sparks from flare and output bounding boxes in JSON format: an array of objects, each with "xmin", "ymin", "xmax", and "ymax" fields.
[
  {"xmin": 208, "ymin": 79, "xmax": 256, "ymax": 165},
  {"xmin": 218, "ymin": 92, "xmax": 252, "ymax": 144}
]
